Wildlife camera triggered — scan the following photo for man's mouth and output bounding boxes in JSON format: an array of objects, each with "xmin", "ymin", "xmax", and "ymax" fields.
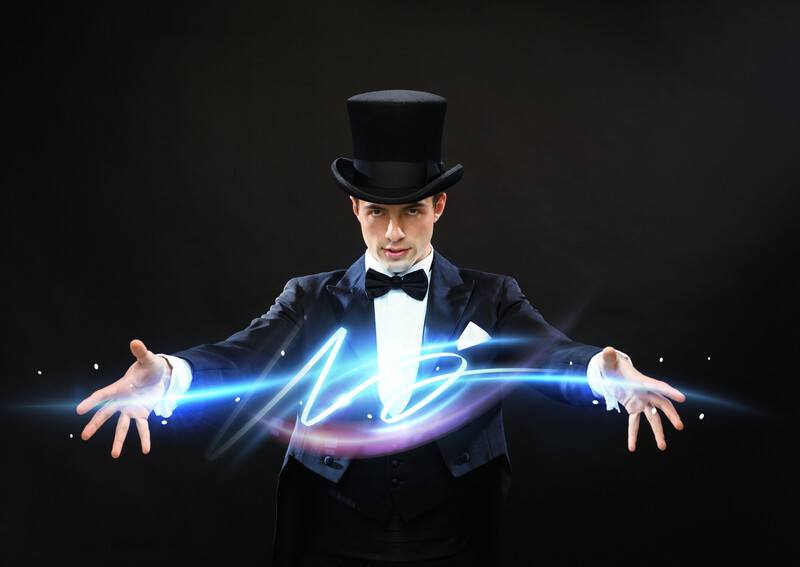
[{"xmin": 384, "ymin": 248, "xmax": 409, "ymax": 259}]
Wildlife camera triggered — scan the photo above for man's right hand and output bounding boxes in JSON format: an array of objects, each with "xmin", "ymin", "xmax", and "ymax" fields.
[{"xmin": 76, "ymin": 339, "xmax": 172, "ymax": 458}]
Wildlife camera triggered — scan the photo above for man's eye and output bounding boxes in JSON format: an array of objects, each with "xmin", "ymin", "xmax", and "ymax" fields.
[
  {"xmin": 370, "ymin": 209, "xmax": 383, "ymax": 216},
  {"xmin": 408, "ymin": 208, "xmax": 418, "ymax": 215}
]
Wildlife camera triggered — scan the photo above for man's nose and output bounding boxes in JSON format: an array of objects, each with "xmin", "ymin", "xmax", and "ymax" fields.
[{"xmin": 385, "ymin": 219, "xmax": 406, "ymax": 240}]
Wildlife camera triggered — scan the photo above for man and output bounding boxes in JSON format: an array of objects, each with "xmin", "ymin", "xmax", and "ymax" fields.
[{"xmin": 76, "ymin": 90, "xmax": 685, "ymax": 566}]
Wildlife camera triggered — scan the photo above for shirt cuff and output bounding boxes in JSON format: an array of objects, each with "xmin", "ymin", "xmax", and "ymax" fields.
[
  {"xmin": 586, "ymin": 349, "xmax": 631, "ymax": 413},
  {"xmin": 153, "ymin": 354, "xmax": 193, "ymax": 418}
]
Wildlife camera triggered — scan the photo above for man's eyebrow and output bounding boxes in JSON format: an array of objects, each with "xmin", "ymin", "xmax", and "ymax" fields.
[{"xmin": 365, "ymin": 202, "xmax": 426, "ymax": 209}]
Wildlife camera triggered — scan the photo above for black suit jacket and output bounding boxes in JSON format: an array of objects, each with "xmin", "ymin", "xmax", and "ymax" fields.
[{"xmin": 169, "ymin": 249, "xmax": 605, "ymax": 564}]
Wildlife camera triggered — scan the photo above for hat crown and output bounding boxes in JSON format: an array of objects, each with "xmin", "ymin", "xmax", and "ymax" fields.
[
  {"xmin": 347, "ymin": 89, "xmax": 447, "ymax": 162},
  {"xmin": 330, "ymin": 89, "xmax": 464, "ymax": 205}
]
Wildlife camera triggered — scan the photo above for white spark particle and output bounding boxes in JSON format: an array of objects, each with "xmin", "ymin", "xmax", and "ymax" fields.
[
  {"xmin": 234, "ymin": 396, "xmax": 241, "ymax": 403},
  {"xmin": 699, "ymin": 413, "xmax": 704, "ymax": 420},
  {"xmin": 659, "ymin": 357, "xmax": 664, "ymax": 363},
  {"xmin": 366, "ymin": 413, "xmax": 373, "ymax": 419},
  {"xmin": 569, "ymin": 361, "xmax": 573, "ymax": 365},
  {"xmin": 93, "ymin": 363, "xmax": 99, "ymax": 370},
  {"xmin": 161, "ymin": 419, "xmax": 168, "ymax": 425},
  {"xmin": 651, "ymin": 407, "xmax": 657, "ymax": 415},
  {"xmin": 37, "ymin": 370, "xmax": 42, "ymax": 375},
  {"xmin": 281, "ymin": 350, "xmax": 285, "ymax": 356},
  {"xmin": 435, "ymin": 366, "xmax": 440, "ymax": 371},
  {"xmin": 69, "ymin": 433, "xmax": 74, "ymax": 439},
  {"xmin": 299, "ymin": 400, "xmax": 303, "ymax": 405},
  {"xmin": 707, "ymin": 356, "xmax": 711, "ymax": 361},
  {"xmin": 592, "ymin": 400, "xmax": 599, "ymax": 405}
]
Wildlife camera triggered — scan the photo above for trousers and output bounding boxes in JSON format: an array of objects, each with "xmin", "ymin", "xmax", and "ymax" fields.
[{"xmin": 297, "ymin": 543, "xmax": 483, "ymax": 567}]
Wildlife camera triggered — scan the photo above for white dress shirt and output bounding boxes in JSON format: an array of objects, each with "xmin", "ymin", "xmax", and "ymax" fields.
[
  {"xmin": 153, "ymin": 246, "xmax": 627, "ymax": 418},
  {"xmin": 366, "ymin": 244, "xmax": 434, "ymax": 419}
]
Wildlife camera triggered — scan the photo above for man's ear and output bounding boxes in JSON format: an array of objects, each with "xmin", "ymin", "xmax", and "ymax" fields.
[
  {"xmin": 350, "ymin": 196, "xmax": 359, "ymax": 217},
  {"xmin": 433, "ymin": 192, "xmax": 447, "ymax": 222}
]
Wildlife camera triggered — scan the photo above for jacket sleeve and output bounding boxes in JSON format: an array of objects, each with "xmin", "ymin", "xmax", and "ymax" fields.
[
  {"xmin": 163, "ymin": 277, "xmax": 305, "ymax": 396},
  {"xmin": 493, "ymin": 276, "xmax": 605, "ymax": 406}
]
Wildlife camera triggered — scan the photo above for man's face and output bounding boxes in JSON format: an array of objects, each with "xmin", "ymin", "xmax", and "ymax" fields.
[{"xmin": 351, "ymin": 193, "xmax": 447, "ymax": 274}]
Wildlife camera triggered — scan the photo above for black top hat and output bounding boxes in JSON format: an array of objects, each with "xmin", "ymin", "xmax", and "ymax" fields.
[{"xmin": 331, "ymin": 89, "xmax": 464, "ymax": 205}]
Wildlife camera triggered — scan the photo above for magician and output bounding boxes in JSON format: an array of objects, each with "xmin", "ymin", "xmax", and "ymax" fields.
[{"xmin": 76, "ymin": 89, "xmax": 686, "ymax": 567}]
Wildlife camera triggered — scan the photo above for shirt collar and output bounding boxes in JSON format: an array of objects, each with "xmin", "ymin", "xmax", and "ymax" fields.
[{"xmin": 364, "ymin": 244, "xmax": 435, "ymax": 279}]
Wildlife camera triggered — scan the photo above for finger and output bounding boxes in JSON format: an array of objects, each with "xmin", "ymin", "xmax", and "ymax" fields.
[
  {"xmin": 130, "ymin": 339, "xmax": 157, "ymax": 368},
  {"xmin": 600, "ymin": 347, "xmax": 619, "ymax": 370},
  {"xmin": 651, "ymin": 379, "xmax": 686, "ymax": 403},
  {"xmin": 622, "ymin": 368, "xmax": 686, "ymax": 404},
  {"xmin": 628, "ymin": 412, "xmax": 641, "ymax": 452},
  {"xmin": 135, "ymin": 417, "xmax": 151, "ymax": 454},
  {"xmin": 643, "ymin": 404, "xmax": 667, "ymax": 451},
  {"xmin": 76, "ymin": 380, "xmax": 127, "ymax": 415},
  {"xmin": 649, "ymin": 392, "xmax": 684, "ymax": 431},
  {"xmin": 81, "ymin": 402, "xmax": 120, "ymax": 440},
  {"xmin": 111, "ymin": 413, "xmax": 131, "ymax": 458}
]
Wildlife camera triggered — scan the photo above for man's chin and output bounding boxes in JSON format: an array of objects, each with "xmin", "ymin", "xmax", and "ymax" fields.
[{"xmin": 385, "ymin": 260, "xmax": 410, "ymax": 272}]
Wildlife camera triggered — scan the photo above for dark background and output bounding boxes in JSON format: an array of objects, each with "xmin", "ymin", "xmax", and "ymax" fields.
[{"xmin": 3, "ymin": 1, "xmax": 796, "ymax": 564}]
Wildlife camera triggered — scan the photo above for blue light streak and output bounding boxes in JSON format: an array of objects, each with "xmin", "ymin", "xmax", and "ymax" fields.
[{"xmin": 8, "ymin": 327, "xmax": 759, "ymax": 461}]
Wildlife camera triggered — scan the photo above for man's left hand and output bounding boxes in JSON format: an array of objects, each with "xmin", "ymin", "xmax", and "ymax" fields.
[{"xmin": 599, "ymin": 346, "xmax": 686, "ymax": 452}]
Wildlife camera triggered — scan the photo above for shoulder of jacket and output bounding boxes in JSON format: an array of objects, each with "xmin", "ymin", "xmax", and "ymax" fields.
[
  {"xmin": 458, "ymin": 267, "xmax": 511, "ymax": 286},
  {"xmin": 289, "ymin": 269, "xmax": 348, "ymax": 292}
]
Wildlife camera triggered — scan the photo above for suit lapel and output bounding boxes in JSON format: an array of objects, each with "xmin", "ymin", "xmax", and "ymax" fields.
[
  {"xmin": 325, "ymin": 255, "xmax": 377, "ymax": 373},
  {"xmin": 422, "ymin": 250, "xmax": 475, "ymax": 353}
]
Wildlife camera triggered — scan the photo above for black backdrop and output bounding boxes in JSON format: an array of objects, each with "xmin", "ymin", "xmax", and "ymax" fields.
[{"xmin": 3, "ymin": 2, "xmax": 796, "ymax": 564}]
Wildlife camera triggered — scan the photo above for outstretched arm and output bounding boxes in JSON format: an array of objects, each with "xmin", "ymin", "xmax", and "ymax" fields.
[
  {"xmin": 494, "ymin": 276, "xmax": 606, "ymax": 406},
  {"xmin": 75, "ymin": 277, "xmax": 306, "ymax": 457},
  {"xmin": 495, "ymin": 276, "xmax": 686, "ymax": 451},
  {"xmin": 164, "ymin": 277, "xmax": 305, "ymax": 394}
]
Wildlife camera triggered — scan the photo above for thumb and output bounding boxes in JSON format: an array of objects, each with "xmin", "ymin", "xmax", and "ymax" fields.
[
  {"xmin": 600, "ymin": 346, "xmax": 618, "ymax": 371},
  {"xmin": 130, "ymin": 339, "xmax": 155, "ymax": 366}
]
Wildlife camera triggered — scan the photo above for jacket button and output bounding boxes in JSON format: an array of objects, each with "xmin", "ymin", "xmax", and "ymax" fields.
[
  {"xmin": 457, "ymin": 451, "xmax": 471, "ymax": 464},
  {"xmin": 391, "ymin": 459, "xmax": 400, "ymax": 468},
  {"xmin": 323, "ymin": 455, "xmax": 335, "ymax": 466},
  {"xmin": 391, "ymin": 477, "xmax": 399, "ymax": 486}
]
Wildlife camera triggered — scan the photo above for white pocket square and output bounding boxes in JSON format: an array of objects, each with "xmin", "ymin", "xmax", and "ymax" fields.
[{"xmin": 456, "ymin": 320, "xmax": 492, "ymax": 351}]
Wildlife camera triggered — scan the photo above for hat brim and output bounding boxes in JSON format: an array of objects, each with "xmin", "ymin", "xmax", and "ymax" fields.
[{"xmin": 331, "ymin": 157, "xmax": 463, "ymax": 204}]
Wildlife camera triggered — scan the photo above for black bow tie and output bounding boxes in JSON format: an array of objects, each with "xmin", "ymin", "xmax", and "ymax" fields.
[{"xmin": 365, "ymin": 267, "xmax": 429, "ymax": 301}]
